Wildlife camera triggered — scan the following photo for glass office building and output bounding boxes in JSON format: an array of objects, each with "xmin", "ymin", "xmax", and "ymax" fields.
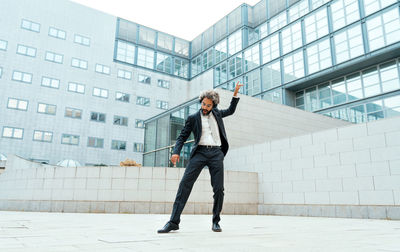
[
  {"xmin": 1, "ymin": 0, "xmax": 399, "ymax": 166},
  {"xmin": 143, "ymin": 0, "xmax": 400, "ymax": 167}
]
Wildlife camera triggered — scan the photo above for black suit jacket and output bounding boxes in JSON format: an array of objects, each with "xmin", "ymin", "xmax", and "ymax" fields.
[{"xmin": 173, "ymin": 97, "xmax": 240, "ymax": 159}]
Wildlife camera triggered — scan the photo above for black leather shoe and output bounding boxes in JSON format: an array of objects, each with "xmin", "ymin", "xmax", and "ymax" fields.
[
  {"xmin": 212, "ymin": 223, "xmax": 222, "ymax": 232},
  {"xmin": 157, "ymin": 222, "xmax": 179, "ymax": 233}
]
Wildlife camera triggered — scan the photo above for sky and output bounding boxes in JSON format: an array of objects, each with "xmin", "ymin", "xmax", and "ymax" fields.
[{"xmin": 70, "ymin": 0, "xmax": 261, "ymax": 41}]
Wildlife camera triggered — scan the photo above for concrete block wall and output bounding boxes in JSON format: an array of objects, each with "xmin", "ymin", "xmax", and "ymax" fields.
[
  {"xmin": 0, "ymin": 155, "xmax": 258, "ymax": 215},
  {"xmin": 225, "ymin": 116, "xmax": 400, "ymax": 220}
]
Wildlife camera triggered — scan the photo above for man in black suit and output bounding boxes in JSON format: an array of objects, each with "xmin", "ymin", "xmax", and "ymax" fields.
[{"xmin": 158, "ymin": 82, "xmax": 243, "ymax": 233}]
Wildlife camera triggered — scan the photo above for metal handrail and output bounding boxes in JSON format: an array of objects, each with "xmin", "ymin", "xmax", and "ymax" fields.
[{"xmin": 143, "ymin": 139, "xmax": 195, "ymax": 155}]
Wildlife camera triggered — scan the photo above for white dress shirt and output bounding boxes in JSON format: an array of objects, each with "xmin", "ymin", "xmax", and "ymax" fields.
[{"xmin": 198, "ymin": 111, "xmax": 221, "ymax": 146}]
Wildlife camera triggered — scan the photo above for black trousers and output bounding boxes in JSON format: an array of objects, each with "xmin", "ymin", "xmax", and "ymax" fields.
[{"xmin": 170, "ymin": 146, "xmax": 224, "ymax": 225}]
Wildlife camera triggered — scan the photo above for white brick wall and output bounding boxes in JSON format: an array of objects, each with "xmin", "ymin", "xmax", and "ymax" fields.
[
  {"xmin": 226, "ymin": 115, "xmax": 400, "ymax": 209},
  {"xmin": 0, "ymin": 155, "xmax": 258, "ymax": 214}
]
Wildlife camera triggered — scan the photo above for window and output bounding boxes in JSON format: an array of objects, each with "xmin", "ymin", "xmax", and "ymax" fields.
[
  {"xmin": 228, "ymin": 30, "xmax": 242, "ymax": 56},
  {"xmin": 202, "ymin": 48, "xmax": 214, "ymax": 70},
  {"xmin": 347, "ymin": 73, "xmax": 363, "ymax": 101},
  {"xmin": 116, "ymin": 91, "xmax": 130, "ymax": 102},
  {"xmin": 116, "ymin": 40, "xmax": 135, "ymax": 64},
  {"xmin": 269, "ymin": 11, "xmax": 287, "ymax": 34},
  {"xmin": 283, "ymin": 50, "xmax": 304, "ymax": 83},
  {"xmin": 156, "ymin": 52, "xmax": 172, "ymax": 74},
  {"xmin": 331, "ymin": 0, "xmax": 360, "ymax": 31},
  {"xmin": 41, "ymin": 76, "xmax": 60, "ymax": 89},
  {"xmin": 2, "ymin": 127, "xmax": 23, "ymax": 139},
  {"xmin": 304, "ymin": 87, "xmax": 318, "ymax": 111},
  {"xmin": 38, "ymin": 103, "xmax": 56, "ymax": 115},
  {"xmin": 93, "ymin": 87, "xmax": 108, "ymax": 98},
  {"xmin": 0, "ymin": 39, "xmax": 8, "ymax": 51},
  {"xmin": 138, "ymin": 26, "xmax": 156, "ymax": 46},
  {"xmin": 135, "ymin": 119, "xmax": 145, "ymax": 128},
  {"xmin": 157, "ymin": 33, "xmax": 173, "ymax": 51},
  {"xmin": 304, "ymin": 8, "xmax": 329, "ymax": 44},
  {"xmin": 134, "ymin": 143, "xmax": 144, "ymax": 152},
  {"xmin": 90, "ymin": 112, "xmax": 106, "ymax": 122},
  {"xmin": 364, "ymin": 0, "xmax": 397, "ymax": 16},
  {"xmin": 380, "ymin": 60, "xmax": 399, "ymax": 93},
  {"xmin": 61, "ymin": 134, "xmax": 79, "ymax": 145},
  {"xmin": 158, "ymin": 79, "xmax": 170, "ymax": 89},
  {"xmin": 7, "ymin": 98, "xmax": 28, "ymax": 111},
  {"xmin": 65, "ymin": 107, "xmax": 82, "ymax": 119},
  {"xmin": 113, "ymin": 115, "xmax": 128, "ymax": 126},
  {"xmin": 33, "ymin": 130, "xmax": 52, "ymax": 142},
  {"xmin": 215, "ymin": 39, "xmax": 227, "ymax": 64},
  {"xmin": 21, "ymin": 19, "xmax": 40, "ymax": 32},
  {"xmin": 136, "ymin": 96, "xmax": 150, "ymax": 106},
  {"xmin": 307, "ymin": 38, "xmax": 331, "ymax": 74},
  {"xmin": 261, "ymin": 33, "xmax": 279, "ymax": 64},
  {"xmin": 117, "ymin": 69, "xmax": 132, "ymax": 80},
  {"xmin": 138, "ymin": 74, "xmax": 151, "ymax": 84},
  {"xmin": 244, "ymin": 69, "xmax": 261, "ymax": 96},
  {"xmin": 228, "ymin": 55, "xmax": 243, "ymax": 80},
  {"xmin": 259, "ymin": 87, "xmax": 282, "ymax": 104},
  {"xmin": 311, "ymin": 0, "xmax": 330, "ymax": 10},
  {"xmin": 137, "ymin": 47, "xmax": 154, "ymax": 69},
  {"xmin": 384, "ymin": 95, "xmax": 400, "ymax": 118},
  {"xmin": 45, "ymin": 51, "xmax": 63, "ymax": 64},
  {"xmin": 214, "ymin": 62, "xmax": 227, "ymax": 86},
  {"xmin": 318, "ymin": 82, "xmax": 332, "ymax": 109},
  {"xmin": 244, "ymin": 44, "xmax": 260, "ymax": 72},
  {"xmin": 288, "ymin": 0, "xmax": 309, "ymax": 22},
  {"xmin": 49, "ymin": 27, "xmax": 66, "ymax": 39},
  {"xmin": 68, "ymin": 82, "xmax": 85, "ymax": 94},
  {"xmin": 174, "ymin": 38, "xmax": 189, "ymax": 57},
  {"xmin": 71, "ymin": 58, "xmax": 88, "ymax": 69},
  {"xmin": 74, "ymin": 34, "xmax": 90, "ymax": 46},
  {"xmin": 156, "ymin": 100, "xmax": 169, "ymax": 110},
  {"xmin": 95, "ymin": 64, "xmax": 110, "ymax": 75},
  {"xmin": 88, "ymin": 137, "xmax": 104, "ymax": 148},
  {"xmin": 295, "ymin": 91, "xmax": 305, "ymax": 110},
  {"xmin": 12, "ymin": 70, "xmax": 32, "ymax": 83},
  {"xmin": 259, "ymin": 22, "xmax": 268, "ymax": 39},
  {"xmin": 16, "ymin": 44, "xmax": 36, "ymax": 57},
  {"xmin": 174, "ymin": 58, "xmax": 189, "ymax": 78},
  {"xmin": 334, "ymin": 25, "xmax": 364, "ymax": 64},
  {"xmin": 111, "ymin": 140, "xmax": 126, "ymax": 150},
  {"xmin": 281, "ymin": 21, "xmax": 302, "ymax": 55},
  {"xmin": 191, "ymin": 55, "xmax": 202, "ymax": 76},
  {"xmin": 366, "ymin": 8, "xmax": 400, "ymax": 52},
  {"xmin": 362, "ymin": 67, "xmax": 381, "ymax": 97},
  {"xmin": 331, "ymin": 78, "xmax": 347, "ymax": 105},
  {"xmin": 262, "ymin": 61, "xmax": 281, "ymax": 91}
]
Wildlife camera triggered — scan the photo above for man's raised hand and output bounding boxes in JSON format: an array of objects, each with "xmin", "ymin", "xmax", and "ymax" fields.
[{"xmin": 233, "ymin": 81, "xmax": 244, "ymax": 97}]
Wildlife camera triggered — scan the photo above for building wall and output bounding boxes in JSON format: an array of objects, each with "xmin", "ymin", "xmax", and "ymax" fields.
[
  {"xmin": 0, "ymin": 155, "xmax": 258, "ymax": 215},
  {"xmin": 217, "ymin": 88, "xmax": 350, "ymax": 149},
  {"xmin": 0, "ymin": 0, "xmax": 191, "ymax": 165},
  {"xmin": 225, "ymin": 115, "xmax": 400, "ymax": 220}
]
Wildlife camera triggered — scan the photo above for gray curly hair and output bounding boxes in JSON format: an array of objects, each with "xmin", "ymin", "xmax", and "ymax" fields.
[{"xmin": 199, "ymin": 90, "xmax": 220, "ymax": 106}]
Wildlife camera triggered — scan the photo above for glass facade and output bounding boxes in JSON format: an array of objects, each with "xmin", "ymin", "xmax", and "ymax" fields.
[{"xmin": 143, "ymin": 0, "xmax": 400, "ymax": 167}]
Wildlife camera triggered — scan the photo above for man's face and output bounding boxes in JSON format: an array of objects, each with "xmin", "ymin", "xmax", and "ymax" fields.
[{"xmin": 201, "ymin": 98, "xmax": 213, "ymax": 115}]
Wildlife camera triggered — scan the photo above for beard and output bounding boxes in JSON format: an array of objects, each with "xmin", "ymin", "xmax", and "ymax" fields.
[{"xmin": 202, "ymin": 109, "xmax": 211, "ymax": 115}]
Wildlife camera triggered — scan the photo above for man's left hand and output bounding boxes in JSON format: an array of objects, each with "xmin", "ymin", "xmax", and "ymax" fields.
[{"xmin": 233, "ymin": 81, "xmax": 244, "ymax": 97}]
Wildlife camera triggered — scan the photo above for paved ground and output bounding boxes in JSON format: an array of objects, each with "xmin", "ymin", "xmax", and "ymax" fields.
[{"xmin": 0, "ymin": 211, "xmax": 399, "ymax": 251}]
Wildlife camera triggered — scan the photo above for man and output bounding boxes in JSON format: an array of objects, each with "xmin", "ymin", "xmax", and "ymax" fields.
[{"xmin": 158, "ymin": 82, "xmax": 243, "ymax": 233}]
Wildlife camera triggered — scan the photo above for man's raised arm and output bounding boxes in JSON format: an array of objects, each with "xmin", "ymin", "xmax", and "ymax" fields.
[{"xmin": 220, "ymin": 81, "xmax": 243, "ymax": 118}]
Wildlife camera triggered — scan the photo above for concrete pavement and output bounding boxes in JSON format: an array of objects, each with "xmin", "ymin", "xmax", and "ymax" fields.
[{"xmin": 0, "ymin": 211, "xmax": 399, "ymax": 251}]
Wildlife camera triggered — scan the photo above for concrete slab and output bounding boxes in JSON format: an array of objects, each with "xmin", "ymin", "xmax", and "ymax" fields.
[{"xmin": 0, "ymin": 211, "xmax": 399, "ymax": 251}]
